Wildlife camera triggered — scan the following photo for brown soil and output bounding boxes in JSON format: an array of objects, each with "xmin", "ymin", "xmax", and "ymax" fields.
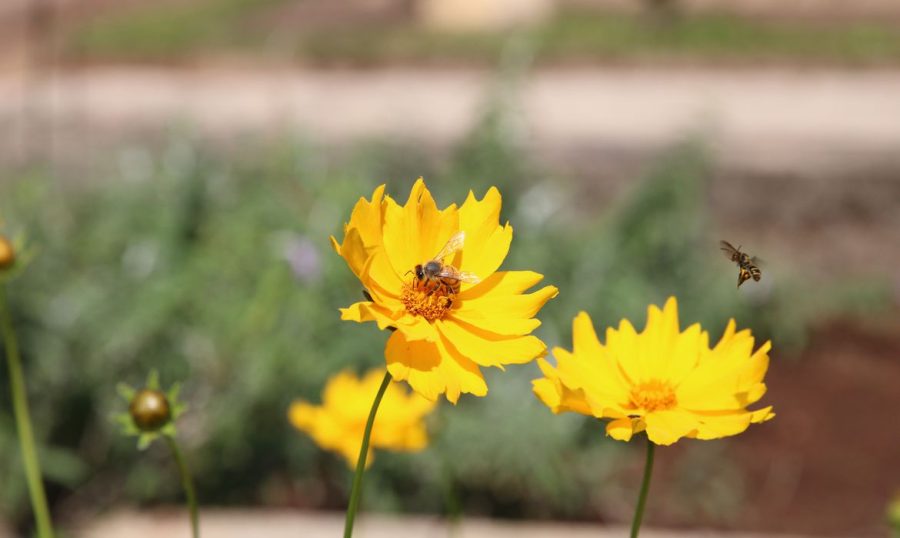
[{"xmin": 729, "ymin": 319, "xmax": 900, "ymax": 536}]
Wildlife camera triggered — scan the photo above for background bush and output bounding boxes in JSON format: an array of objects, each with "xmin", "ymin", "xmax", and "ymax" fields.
[{"xmin": 0, "ymin": 117, "xmax": 887, "ymax": 527}]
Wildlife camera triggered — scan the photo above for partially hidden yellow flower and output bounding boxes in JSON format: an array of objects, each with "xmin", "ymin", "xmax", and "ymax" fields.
[
  {"xmin": 289, "ymin": 369, "xmax": 437, "ymax": 467},
  {"xmin": 0, "ymin": 234, "xmax": 15, "ymax": 270},
  {"xmin": 332, "ymin": 179, "xmax": 558, "ymax": 403},
  {"xmin": 533, "ymin": 297, "xmax": 774, "ymax": 446}
]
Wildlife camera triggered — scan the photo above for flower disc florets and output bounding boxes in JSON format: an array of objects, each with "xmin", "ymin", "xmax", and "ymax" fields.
[{"xmin": 400, "ymin": 282, "xmax": 452, "ymax": 321}]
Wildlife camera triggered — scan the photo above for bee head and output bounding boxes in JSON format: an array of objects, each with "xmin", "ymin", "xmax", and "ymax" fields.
[{"xmin": 414, "ymin": 264, "xmax": 425, "ymax": 280}]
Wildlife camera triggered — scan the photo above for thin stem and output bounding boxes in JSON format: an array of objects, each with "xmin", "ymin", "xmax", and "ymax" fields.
[
  {"xmin": 0, "ymin": 287, "xmax": 55, "ymax": 538},
  {"xmin": 164, "ymin": 435, "xmax": 199, "ymax": 538},
  {"xmin": 343, "ymin": 370, "xmax": 392, "ymax": 538},
  {"xmin": 630, "ymin": 436, "xmax": 656, "ymax": 538}
]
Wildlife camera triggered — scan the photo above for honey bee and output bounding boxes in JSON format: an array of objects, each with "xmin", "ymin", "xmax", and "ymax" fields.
[
  {"xmin": 411, "ymin": 231, "xmax": 480, "ymax": 301},
  {"xmin": 720, "ymin": 240, "xmax": 761, "ymax": 288}
]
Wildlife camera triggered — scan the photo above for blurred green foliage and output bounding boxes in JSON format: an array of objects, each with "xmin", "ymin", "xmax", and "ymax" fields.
[
  {"xmin": 0, "ymin": 116, "xmax": 890, "ymax": 530},
  {"xmin": 68, "ymin": 5, "xmax": 900, "ymax": 67}
]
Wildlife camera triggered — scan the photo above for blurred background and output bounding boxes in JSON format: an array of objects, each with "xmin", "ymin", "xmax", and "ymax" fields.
[{"xmin": 1, "ymin": 0, "xmax": 899, "ymax": 536}]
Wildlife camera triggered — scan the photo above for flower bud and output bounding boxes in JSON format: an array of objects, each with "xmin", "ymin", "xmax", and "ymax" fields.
[
  {"xmin": 0, "ymin": 235, "xmax": 14, "ymax": 270},
  {"xmin": 129, "ymin": 389, "xmax": 172, "ymax": 432}
]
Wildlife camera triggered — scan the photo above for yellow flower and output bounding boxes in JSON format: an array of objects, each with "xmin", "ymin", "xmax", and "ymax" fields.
[
  {"xmin": 289, "ymin": 369, "xmax": 437, "ymax": 467},
  {"xmin": 533, "ymin": 297, "xmax": 774, "ymax": 445},
  {"xmin": 332, "ymin": 179, "xmax": 558, "ymax": 403}
]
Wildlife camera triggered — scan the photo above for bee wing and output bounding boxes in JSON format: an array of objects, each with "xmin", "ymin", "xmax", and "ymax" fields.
[
  {"xmin": 719, "ymin": 239, "xmax": 738, "ymax": 257},
  {"xmin": 433, "ymin": 231, "xmax": 465, "ymax": 262},
  {"xmin": 455, "ymin": 271, "xmax": 481, "ymax": 284},
  {"xmin": 435, "ymin": 266, "xmax": 480, "ymax": 283}
]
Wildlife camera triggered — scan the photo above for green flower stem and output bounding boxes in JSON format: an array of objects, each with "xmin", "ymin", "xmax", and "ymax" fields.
[
  {"xmin": 164, "ymin": 434, "xmax": 199, "ymax": 538},
  {"xmin": 630, "ymin": 436, "xmax": 656, "ymax": 538},
  {"xmin": 0, "ymin": 288, "xmax": 55, "ymax": 538},
  {"xmin": 343, "ymin": 370, "xmax": 392, "ymax": 538}
]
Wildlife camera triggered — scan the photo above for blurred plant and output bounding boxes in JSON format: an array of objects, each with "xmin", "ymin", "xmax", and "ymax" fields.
[
  {"xmin": 0, "ymin": 122, "xmax": 887, "ymax": 524},
  {"xmin": 0, "ymin": 229, "xmax": 55, "ymax": 538},
  {"xmin": 116, "ymin": 370, "xmax": 197, "ymax": 538},
  {"xmin": 888, "ymin": 493, "xmax": 900, "ymax": 537},
  {"xmin": 533, "ymin": 298, "xmax": 774, "ymax": 536}
]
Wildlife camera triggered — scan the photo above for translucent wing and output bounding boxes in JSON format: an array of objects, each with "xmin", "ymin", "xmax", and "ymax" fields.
[
  {"xmin": 719, "ymin": 240, "xmax": 741, "ymax": 261},
  {"xmin": 436, "ymin": 267, "xmax": 480, "ymax": 284},
  {"xmin": 433, "ymin": 231, "xmax": 466, "ymax": 262},
  {"xmin": 719, "ymin": 239, "xmax": 739, "ymax": 257}
]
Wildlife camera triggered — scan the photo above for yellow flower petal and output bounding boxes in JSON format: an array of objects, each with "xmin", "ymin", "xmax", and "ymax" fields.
[
  {"xmin": 456, "ymin": 285, "xmax": 559, "ymax": 320},
  {"xmin": 382, "ymin": 178, "xmax": 459, "ymax": 278},
  {"xmin": 457, "ymin": 187, "xmax": 512, "ymax": 282},
  {"xmin": 606, "ymin": 417, "xmax": 635, "ymax": 441},
  {"xmin": 457, "ymin": 270, "xmax": 545, "ymax": 301},
  {"xmin": 449, "ymin": 312, "xmax": 541, "ymax": 336},
  {"xmin": 644, "ymin": 409, "xmax": 699, "ymax": 446},
  {"xmin": 532, "ymin": 358, "xmax": 593, "ymax": 415},
  {"xmin": 332, "ymin": 185, "xmax": 387, "ymax": 277},
  {"xmin": 436, "ymin": 318, "xmax": 547, "ymax": 367},
  {"xmin": 385, "ymin": 330, "xmax": 487, "ymax": 404}
]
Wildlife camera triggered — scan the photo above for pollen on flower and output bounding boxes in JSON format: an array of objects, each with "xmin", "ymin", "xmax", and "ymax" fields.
[
  {"xmin": 400, "ymin": 283, "xmax": 452, "ymax": 321},
  {"xmin": 629, "ymin": 380, "xmax": 677, "ymax": 412}
]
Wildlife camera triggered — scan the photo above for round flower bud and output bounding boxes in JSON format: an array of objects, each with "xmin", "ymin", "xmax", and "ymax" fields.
[
  {"xmin": 0, "ymin": 235, "xmax": 14, "ymax": 270},
  {"xmin": 129, "ymin": 389, "xmax": 172, "ymax": 432}
]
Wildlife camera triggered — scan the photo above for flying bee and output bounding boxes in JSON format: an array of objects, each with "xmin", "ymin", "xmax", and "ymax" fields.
[
  {"xmin": 720, "ymin": 240, "xmax": 762, "ymax": 288},
  {"xmin": 410, "ymin": 231, "xmax": 480, "ymax": 303}
]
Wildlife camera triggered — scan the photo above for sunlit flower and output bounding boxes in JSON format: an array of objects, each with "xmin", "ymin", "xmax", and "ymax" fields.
[
  {"xmin": 533, "ymin": 297, "xmax": 774, "ymax": 445},
  {"xmin": 332, "ymin": 179, "xmax": 558, "ymax": 403},
  {"xmin": 289, "ymin": 369, "xmax": 436, "ymax": 467}
]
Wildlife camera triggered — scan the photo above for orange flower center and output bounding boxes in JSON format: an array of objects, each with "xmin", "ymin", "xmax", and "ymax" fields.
[
  {"xmin": 629, "ymin": 380, "xmax": 677, "ymax": 412},
  {"xmin": 400, "ymin": 282, "xmax": 452, "ymax": 321}
]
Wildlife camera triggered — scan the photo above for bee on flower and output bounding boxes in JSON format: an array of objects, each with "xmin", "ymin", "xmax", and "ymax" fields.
[{"xmin": 331, "ymin": 179, "xmax": 558, "ymax": 403}]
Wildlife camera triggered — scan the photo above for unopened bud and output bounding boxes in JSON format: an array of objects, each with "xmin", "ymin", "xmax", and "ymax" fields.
[{"xmin": 129, "ymin": 389, "xmax": 172, "ymax": 432}]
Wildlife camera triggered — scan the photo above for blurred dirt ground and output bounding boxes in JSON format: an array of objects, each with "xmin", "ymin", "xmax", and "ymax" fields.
[{"xmin": 67, "ymin": 510, "xmax": 817, "ymax": 538}]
